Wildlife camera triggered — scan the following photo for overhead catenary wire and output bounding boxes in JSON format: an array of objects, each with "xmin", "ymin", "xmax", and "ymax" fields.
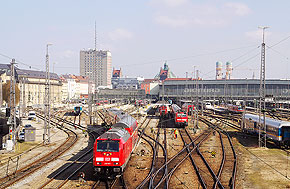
[
  {"xmin": 0, "ymin": 52, "xmax": 43, "ymax": 71},
  {"xmin": 266, "ymin": 45, "xmax": 290, "ymax": 61},
  {"xmin": 200, "ymin": 46, "xmax": 261, "ymax": 79},
  {"xmin": 118, "ymin": 44, "xmax": 259, "ymax": 67},
  {"xmin": 269, "ymin": 34, "xmax": 290, "ymax": 48}
]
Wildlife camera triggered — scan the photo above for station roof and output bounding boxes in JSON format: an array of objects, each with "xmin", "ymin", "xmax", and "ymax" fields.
[{"xmin": 163, "ymin": 79, "xmax": 290, "ymax": 85}]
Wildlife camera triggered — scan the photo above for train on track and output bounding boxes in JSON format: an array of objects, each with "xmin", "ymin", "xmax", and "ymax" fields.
[
  {"xmin": 243, "ymin": 113, "xmax": 290, "ymax": 147},
  {"xmin": 73, "ymin": 106, "xmax": 82, "ymax": 116},
  {"xmin": 93, "ymin": 108, "xmax": 139, "ymax": 178},
  {"xmin": 181, "ymin": 103, "xmax": 194, "ymax": 116},
  {"xmin": 205, "ymin": 103, "xmax": 244, "ymax": 114},
  {"xmin": 171, "ymin": 104, "xmax": 188, "ymax": 127},
  {"xmin": 227, "ymin": 104, "xmax": 244, "ymax": 114},
  {"xmin": 159, "ymin": 104, "xmax": 170, "ymax": 118}
]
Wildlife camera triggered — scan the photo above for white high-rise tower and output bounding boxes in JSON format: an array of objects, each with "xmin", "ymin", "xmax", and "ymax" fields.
[{"xmin": 80, "ymin": 49, "xmax": 112, "ymax": 87}]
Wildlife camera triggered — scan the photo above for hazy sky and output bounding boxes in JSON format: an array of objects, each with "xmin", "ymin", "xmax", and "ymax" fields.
[{"xmin": 1, "ymin": 0, "xmax": 290, "ymax": 79}]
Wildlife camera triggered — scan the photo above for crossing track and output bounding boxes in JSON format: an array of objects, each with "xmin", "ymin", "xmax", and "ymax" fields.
[
  {"xmin": 199, "ymin": 116, "xmax": 237, "ymax": 189},
  {"xmin": 178, "ymin": 128, "xmax": 224, "ymax": 188},
  {"xmin": 135, "ymin": 116, "xmax": 168, "ymax": 189},
  {"xmin": 0, "ymin": 112, "xmax": 78, "ymax": 189},
  {"xmin": 204, "ymin": 112, "xmax": 241, "ymax": 131},
  {"xmin": 136, "ymin": 126, "xmax": 211, "ymax": 189},
  {"xmin": 153, "ymin": 129, "xmax": 212, "ymax": 188}
]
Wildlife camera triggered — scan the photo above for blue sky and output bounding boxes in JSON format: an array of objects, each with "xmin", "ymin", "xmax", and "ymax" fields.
[{"xmin": 1, "ymin": 0, "xmax": 290, "ymax": 79}]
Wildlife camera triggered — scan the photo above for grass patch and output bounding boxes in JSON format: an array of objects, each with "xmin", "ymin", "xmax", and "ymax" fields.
[{"xmin": 14, "ymin": 142, "xmax": 39, "ymax": 154}]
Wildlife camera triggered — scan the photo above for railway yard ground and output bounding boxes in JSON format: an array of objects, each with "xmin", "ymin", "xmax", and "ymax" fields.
[
  {"xmin": 0, "ymin": 104, "xmax": 290, "ymax": 188},
  {"xmin": 234, "ymin": 134, "xmax": 290, "ymax": 188}
]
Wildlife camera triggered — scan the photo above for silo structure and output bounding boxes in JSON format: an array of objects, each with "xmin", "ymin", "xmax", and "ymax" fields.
[
  {"xmin": 225, "ymin": 61, "xmax": 233, "ymax": 80},
  {"xmin": 216, "ymin": 61, "xmax": 223, "ymax": 80}
]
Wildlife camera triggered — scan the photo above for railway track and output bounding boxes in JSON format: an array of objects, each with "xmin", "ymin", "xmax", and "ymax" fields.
[
  {"xmin": 153, "ymin": 129, "xmax": 212, "ymax": 188},
  {"xmin": 92, "ymin": 175, "xmax": 127, "ymax": 189},
  {"xmin": 138, "ymin": 131, "xmax": 167, "ymax": 188},
  {"xmin": 178, "ymin": 127, "xmax": 224, "ymax": 188},
  {"xmin": 199, "ymin": 116, "xmax": 237, "ymax": 189},
  {"xmin": 0, "ymin": 112, "xmax": 78, "ymax": 189},
  {"xmin": 38, "ymin": 128, "xmax": 102, "ymax": 189}
]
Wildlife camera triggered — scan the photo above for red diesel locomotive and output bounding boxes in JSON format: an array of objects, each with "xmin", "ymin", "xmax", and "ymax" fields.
[
  {"xmin": 227, "ymin": 104, "xmax": 244, "ymax": 114},
  {"xmin": 182, "ymin": 103, "xmax": 194, "ymax": 116},
  {"xmin": 93, "ymin": 109, "xmax": 138, "ymax": 178},
  {"xmin": 159, "ymin": 105, "xmax": 169, "ymax": 118},
  {"xmin": 171, "ymin": 104, "xmax": 188, "ymax": 127}
]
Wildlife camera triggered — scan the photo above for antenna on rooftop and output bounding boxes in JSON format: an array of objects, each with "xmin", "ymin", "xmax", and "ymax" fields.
[{"xmin": 94, "ymin": 21, "xmax": 97, "ymax": 51}]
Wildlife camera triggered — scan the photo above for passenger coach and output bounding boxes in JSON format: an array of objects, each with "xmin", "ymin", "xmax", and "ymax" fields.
[{"xmin": 243, "ymin": 114, "xmax": 290, "ymax": 147}]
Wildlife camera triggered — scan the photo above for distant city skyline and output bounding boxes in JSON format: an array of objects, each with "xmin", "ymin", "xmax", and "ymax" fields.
[{"xmin": 1, "ymin": 0, "xmax": 290, "ymax": 79}]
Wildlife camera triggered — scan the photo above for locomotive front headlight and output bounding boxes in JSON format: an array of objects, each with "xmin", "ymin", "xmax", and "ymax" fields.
[
  {"xmin": 96, "ymin": 157, "xmax": 104, "ymax": 161},
  {"xmin": 111, "ymin": 158, "xmax": 119, "ymax": 161}
]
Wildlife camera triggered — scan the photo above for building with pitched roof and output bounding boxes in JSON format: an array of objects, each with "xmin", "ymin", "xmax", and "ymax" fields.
[
  {"xmin": 0, "ymin": 64, "xmax": 62, "ymax": 107},
  {"xmin": 60, "ymin": 74, "xmax": 94, "ymax": 101}
]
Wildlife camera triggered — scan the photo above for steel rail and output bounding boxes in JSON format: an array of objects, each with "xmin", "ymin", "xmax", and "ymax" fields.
[
  {"xmin": 179, "ymin": 128, "xmax": 207, "ymax": 188},
  {"xmin": 0, "ymin": 113, "xmax": 78, "ymax": 189}
]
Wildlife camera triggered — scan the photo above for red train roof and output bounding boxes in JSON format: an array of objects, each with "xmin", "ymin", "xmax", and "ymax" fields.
[{"xmin": 98, "ymin": 128, "xmax": 130, "ymax": 142}]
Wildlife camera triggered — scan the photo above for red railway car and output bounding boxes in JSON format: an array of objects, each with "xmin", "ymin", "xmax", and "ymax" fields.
[
  {"xmin": 171, "ymin": 104, "xmax": 188, "ymax": 127},
  {"xmin": 93, "ymin": 109, "xmax": 138, "ymax": 178},
  {"xmin": 159, "ymin": 105, "xmax": 169, "ymax": 118},
  {"xmin": 182, "ymin": 103, "xmax": 194, "ymax": 116},
  {"xmin": 227, "ymin": 104, "xmax": 244, "ymax": 114}
]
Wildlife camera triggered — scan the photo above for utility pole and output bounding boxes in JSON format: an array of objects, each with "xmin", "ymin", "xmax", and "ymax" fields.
[
  {"xmin": 162, "ymin": 80, "xmax": 165, "ymax": 101},
  {"xmin": 88, "ymin": 78, "xmax": 92, "ymax": 125},
  {"xmin": 23, "ymin": 75, "xmax": 26, "ymax": 117},
  {"xmin": 52, "ymin": 62, "xmax": 56, "ymax": 109},
  {"xmin": 0, "ymin": 77, "xmax": 2, "ymax": 106},
  {"xmin": 9, "ymin": 59, "xmax": 17, "ymax": 146},
  {"xmin": 258, "ymin": 26, "xmax": 269, "ymax": 148},
  {"xmin": 194, "ymin": 70, "xmax": 199, "ymax": 129},
  {"xmin": 44, "ymin": 44, "xmax": 52, "ymax": 144},
  {"xmin": 201, "ymin": 83, "xmax": 204, "ymax": 116},
  {"xmin": 19, "ymin": 77, "xmax": 22, "ymax": 120},
  {"xmin": 189, "ymin": 72, "xmax": 194, "ymax": 125}
]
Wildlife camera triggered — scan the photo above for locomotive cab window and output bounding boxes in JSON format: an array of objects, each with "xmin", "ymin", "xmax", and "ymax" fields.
[{"xmin": 97, "ymin": 140, "xmax": 119, "ymax": 152}]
